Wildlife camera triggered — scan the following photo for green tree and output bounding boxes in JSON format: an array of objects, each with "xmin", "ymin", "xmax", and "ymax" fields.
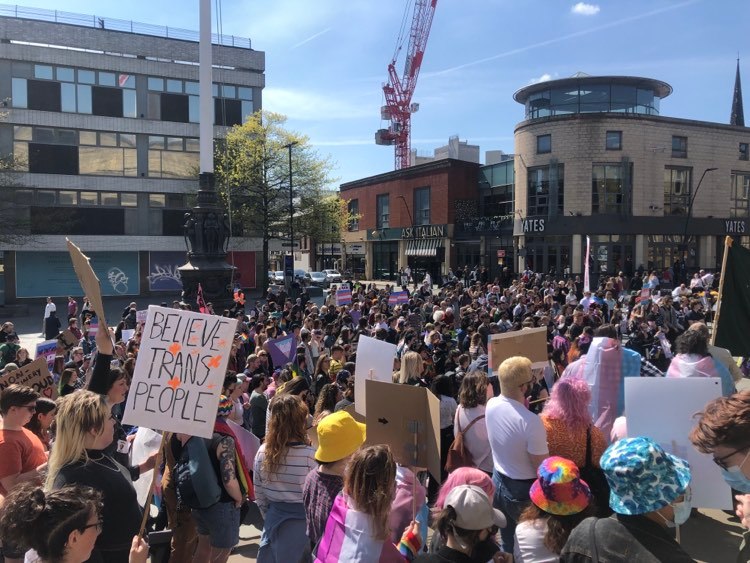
[
  {"xmin": 214, "ymin": 110, "xmax": 335, "ymax": 293},
  {"xmin": 297, "ymin": 193, "xmax": 357, "ymax": 270}
]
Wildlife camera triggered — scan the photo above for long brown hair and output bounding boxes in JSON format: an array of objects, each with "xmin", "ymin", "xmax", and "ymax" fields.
[
  {"xmin": 262, "ymin": 394, "xmax": 309, "ymax": 475},
  {"xmin": 518, "ymin": 503, "xmax": 595, "ymax": 554},
  {"xmin": 344, "ymin": 444, "xmax": 396, "ymax": 540}
]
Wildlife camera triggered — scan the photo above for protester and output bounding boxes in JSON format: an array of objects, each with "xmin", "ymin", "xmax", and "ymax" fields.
[
  {"xmin": 46, "ymin": 391, "xmax": 147, "ymax": 563},
  {"xmin": 190, "ymin": 395, "xmax": 252, "ymax": 563},
  {"xmin": 303, "ymin": 410, "xmax": 366, "ymax": 548},
  {"xmin": 248, "ymin": 373, "xmax": 270, "ymax": 440},
  {"xmin": 58, "ymin": 367, "xmax": 80, "ymax": 397},
  {"xmin": 689, "ymin": 391, "xmax": 750, "ymax": 561},
  {"xmin": 667, "ymin": 323, "xmax": 735, "ymax": 396},
  {"xmin": 540, "ymin": 377, "xmax": 607, "ymax": 468},
  {"xmin": 254, "ymin": 394, "xmax": 317, "ymax": 562},
  {"xmin": 453, "ymin": 371, "xmax": 493, "ymax": 475},
  {"xmin": 486, "ymin": 356, "xmax": 549, "ymax": 553},
  {"xmin": 14, "ymin": 347, "xmax": 32, "ymax": 367},
  {"xmin": 160, "ymin": 432, "xmax": 198, "ymax": 563},
  {"xmin": 515, "ymin": 457, "xmax": 594, "ymax": 562},
  {"xmin": 415, "ymin": 484, "xmax": 509, "ymax": 563},
  {"xmin": 560, "ymin": 437, "xmax": 694, "ymax": 562},
  {"xmin": 0, "ymin": 483, "xmax": 149, "ymax": 563},
  {"xmin": 23, "ymin": 397, "xmax": 57, "ymax": 451},
  {"xmin": 314, "ymin": 444, "xmax": 422, "ymax": 562}
]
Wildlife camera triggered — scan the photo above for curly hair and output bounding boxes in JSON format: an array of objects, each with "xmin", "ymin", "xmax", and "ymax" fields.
[
  {"xmin": 675, "ymin": 328, "xmax": 709, "ymax": 356},
  {"xmin": 458, "ymin": 371, "xmax": 489, "ymax": 409},
  {"xmin": 263, "ymin": 394, "xmax": 309, "ymax": 475},
  {"xmin": 344, "ymin": 444, "xmax": 396, "ymax": 540},
  {"xmin": 690, "ymin": 391, "xmax": 750, "ymax": 452},
  {"xmin": 518, "ymin": 502, "xmax": 595, "ymax": 554},
  {"xmin": 542, "ymin": 377, "xmax": 593, "ymax": 431},
  {"xmin": 0, "ymin": 483, "xmax": 102, "ymax": 561}
]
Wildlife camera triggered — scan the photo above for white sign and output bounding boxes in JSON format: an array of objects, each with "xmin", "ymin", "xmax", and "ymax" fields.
[
  {"xmin": 123, "ymin": 306, "xmax": 235, "ymax": 439},
  {"xmin": 121, "ymin": 329, "xmax": 135, "ymax": 342},
  {"xmin": 346, "ymin": 243, "xmax": 365, "ymax": 255},
  {"xmin": 354, "ymin": 336, "xmax": 397, "ymax": 417},
  {"xmin": 625, "ymin": 377, "xmax": 730, "ymax": 510}
]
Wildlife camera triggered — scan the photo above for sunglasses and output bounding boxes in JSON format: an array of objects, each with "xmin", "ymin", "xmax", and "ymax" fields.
[{"xmin": 713, "ymin": 446, "xmax": 749, "ymax": 470}]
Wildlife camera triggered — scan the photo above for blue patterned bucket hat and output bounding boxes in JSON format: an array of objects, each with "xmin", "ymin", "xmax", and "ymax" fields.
[{"xmin": 600, "ymin": 436, "xmax": 691, "ymax": 515}]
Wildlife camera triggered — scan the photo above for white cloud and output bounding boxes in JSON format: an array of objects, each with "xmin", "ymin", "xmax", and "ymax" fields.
[
  {"xmin": 571, "ymin": 2, "xmax": 600, "ymax": 15},
  {"xmin": 264, "ymin": 87, "xmax": 375, "ymax": 121},
  {"xmin": 530, "ymin": 73, "xmax": 554, "ymax": 84}
]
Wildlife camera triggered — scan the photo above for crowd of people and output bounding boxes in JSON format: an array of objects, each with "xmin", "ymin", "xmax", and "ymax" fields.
[{"xmin": 0, "ymin": 266, "xmax": 748, "ymax": 563}]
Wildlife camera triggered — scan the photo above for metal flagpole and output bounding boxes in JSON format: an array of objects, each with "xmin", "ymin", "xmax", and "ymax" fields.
[{"xmin": 710, "ymin": 236, "xmax": 732, "ymax": 345}]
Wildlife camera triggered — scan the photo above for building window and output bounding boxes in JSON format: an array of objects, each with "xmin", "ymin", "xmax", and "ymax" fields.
[
  {"xmin": 672, "ymin": 136, "xmax": 688, "ymax": 158},
  {"xmin": 664, "ymin": 166, "xmax": 692, "ymax": 215},
  {"xmin": 148, "ymin": 78, "xmax": 253, "ymax": 125},
  {"xmin": 731, "ymin": 172, "xmax": 750, "ymax": 218},
  {"xmin": 483, "ymin": 184, "xmax": 514, "ymax": 217},
  {"xmin": 740, "ymin": 142, "xmax": 749, "ymax": 161},
  {"xmin": 347, "ymin": 199, "xmax": 359, "ymax": 231},
  {"xmin": 592, "ymin": 164, "xmax": 631, "ymax": 214},
  {"xmin": 414, "ymin": 187, "xmax": 430, "ymax": 225},
  {"xmin": 606, "ymin": 131, "xmax": 622, "ymax": 150},
  {"xmin": 527, "ymin": 165, "xmax": 564, "ymax": 217},
  {"xmin": 536, "ymin": 134, "xmax": 551, "ymax": 154},
  {"xmin": 376, "ymin": 194, "xmax": 389, "ymax": 229},
  {"xmin": 148, "ymin": 136, "xmax": 199, "ymax": 179}
]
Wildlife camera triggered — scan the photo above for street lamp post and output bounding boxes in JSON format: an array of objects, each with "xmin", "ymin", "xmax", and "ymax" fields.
[
  {"xmin": 284, "ymin": 141, "xmax": 298, "ymax": 293},
  {"xmin": 682, "ymin": 166, "xmax": 718, "ymax": 277}
]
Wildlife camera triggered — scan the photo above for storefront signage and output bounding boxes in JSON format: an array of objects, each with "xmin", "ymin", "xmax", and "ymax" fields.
[
  {"xmin": 522, "ymin": 218, "xmax": 546, "ymax": 233},
  {"xmin": 346, "ymin": 243, "xmax": 366, "ymax": 255},
  {"xmin": 316, "ymin": 243, "xmax": 342, "ymax": 254},
  {"xmin": 726, "ymin": 219, "xmax": 747, "ymax": 234},
  {"xmin": 400, "ymin": 224, "xmax": 446, "ymax": 239}
]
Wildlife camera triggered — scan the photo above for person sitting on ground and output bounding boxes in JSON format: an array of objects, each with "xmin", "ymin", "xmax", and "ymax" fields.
[
  {"xmin": 515, "ymin": 457, "xmax": 594, "ymax": 563},
  {"xmin": 560, "ymin": 437, "xmax": 695, "ymax": 562},
  {"xmin": 666, "ymin": 323, "xmax": 734, "ymax": 396}
]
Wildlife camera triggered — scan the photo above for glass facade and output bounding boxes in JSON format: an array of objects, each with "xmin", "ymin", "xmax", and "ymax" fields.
[
  {"xmin": 731, "ymin": 172, "xmax": 750, "ymax": 218},
  {"xmin": 592, "ymin": 163, "xmax": 631, "ymax": 214},
  {"xmin": 376, "ymin": 194, "xmax": 389, "ymax": 229},
  {"xmin": 522, "ymin": 81, "xmax": 662, "ymax": 120},
  {"xmin": 527, "ymin": 165, "xmax": 564, "ymax": 217},
  {"xmin": 664, "ymin": 166, "xmax": 692, "ymax": 215},
  {"xmin": 414, "ymin": 187, "xmax": 430, "ymax": 225}
]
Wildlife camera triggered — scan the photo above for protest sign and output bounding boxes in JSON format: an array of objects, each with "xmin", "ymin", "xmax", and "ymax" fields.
[
  {"xmin": 66, "ymin": 239, "xmax": 108, "ymax": 330},
  {"xmin": 0, "ymin": 357, "xmax": 57, "ymax": 399},
  {"xmin": 121, "ymin": 329, "xmax": 135, "ymax": 342},
  {"xmin": 354, "ymin": 336, "xmax": 397, "ymax": 417},
  {"xmin": 336, "ymin": 288, "xmax": 352, "ymax": 306},
  {"xmin": 136, "ymin": 310, "xmax": 148, "ymax": 324},
  {"xmin": 122, "ymin": 306, "xmax": 235, "ymax": 439},
  {"xmin": 35, "ymin": 340, "xmax": 58, "ymax": 372},
  {"xmin": 365, "ymin": 380, "xmax": 441, "ymax": 484},
  {"xmin": 625, "ymin": 377, "xmax": 729, "ymax": 509},
  {"xmin": 57, "ymin": 329, "xmax": 78, "ymax": 352},
  {"xmin": 488, "ymin": 327, "xmax": 547, "ymax": 372},
  {"xmin": 266, "ymin": 334, "xmax": 297, "ymax": 368},
  {"xmin": 389, "ymin": 291, "xmax": 409, "ymax": 306}
]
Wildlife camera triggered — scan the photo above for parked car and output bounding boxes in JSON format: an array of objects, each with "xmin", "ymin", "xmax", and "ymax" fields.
[
  {"xmin": 305, "ymin": 271, "xmax": 329, "ymax": 287},
  {"xmin": 273, "ymin": 271, "xmax": 284, "ymax": 284},
  {"xmin": 323, "ymin": 269, "xmax": 342, "ymax": 283},
  {"xmin": 294, "ymin": 269, "xmax": 308, "ymax": 283}
]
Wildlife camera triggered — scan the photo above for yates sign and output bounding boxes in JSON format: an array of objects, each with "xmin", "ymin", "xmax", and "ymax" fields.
[{"xmin": 401, "ymin": 224, "xmax": 446, "ymax": 239}]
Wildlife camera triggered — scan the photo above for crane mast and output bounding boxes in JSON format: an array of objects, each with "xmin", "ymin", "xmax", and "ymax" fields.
[{"xmin": 375, "ymin": 0, "xmax": 438, "ymax": 170}]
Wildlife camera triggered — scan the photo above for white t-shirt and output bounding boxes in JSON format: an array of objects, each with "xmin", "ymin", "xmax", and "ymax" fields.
[
  {"xmin": 486, "ymin": 395, "xmax": 548, "ymax": 479},
  {"xmin": 44, "ymin": 302, "xmax": 56, "ymax": 319},
  {"xmin": 438, "ymin": 395, "xmax": 457, "ymax": 429},
  {"xmin": 514, "ymin": 519, "xmax": 558, "ymax": 563},
  {"xmin": 454, "ymin": 404, "xmax": 493, "ymax": 473}
]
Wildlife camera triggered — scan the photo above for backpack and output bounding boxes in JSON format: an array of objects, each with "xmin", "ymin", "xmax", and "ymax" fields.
[
  {"xmin": 444, "ymin": 407, "xmax": 486, "ymax": 473},
  {"xmin": 174, "ymin": 436, "xmax": 222, "ymax": 509}
]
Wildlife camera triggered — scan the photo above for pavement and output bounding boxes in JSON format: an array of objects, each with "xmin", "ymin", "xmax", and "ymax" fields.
[{"xmin": 6, "ymin": 295, "xmax": 749, "ymax": 562}]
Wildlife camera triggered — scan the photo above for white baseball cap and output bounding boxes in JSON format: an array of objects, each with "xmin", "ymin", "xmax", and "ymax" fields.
[{"xmin": 444, "ymin": 485, "xmax": 506, "ymax": 529}]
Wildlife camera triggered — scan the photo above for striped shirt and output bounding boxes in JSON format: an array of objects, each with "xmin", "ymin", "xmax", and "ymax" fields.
[{"xmin": 253, "ymin": 443, "xmax": 317, "ymax": 515}]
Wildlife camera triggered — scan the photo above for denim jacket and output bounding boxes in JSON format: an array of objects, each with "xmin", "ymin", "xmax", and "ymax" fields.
[{"xmin": 560, "ymin": 515, "xmax": 695, "ymax": 563}]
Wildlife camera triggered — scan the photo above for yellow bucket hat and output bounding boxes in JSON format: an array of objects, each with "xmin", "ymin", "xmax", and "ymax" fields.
[{"xmin": 315, "ymin": 411, "xmax": 366, "ymax": 463}]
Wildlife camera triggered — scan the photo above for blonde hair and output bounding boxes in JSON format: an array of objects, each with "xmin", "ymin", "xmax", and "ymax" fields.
[
  {"xmin": 263, "ymin": 394, "xmax": 309, "ymax": 475},
  {"xmin": 344, "ymin": 444, "xmax": 397, "ymax": 540},
  {"xmin": 498, "ymin": 356, "xmax": 532, "ymax": 396},
  {"xmin": 46, "ymin": 391, "xmax": 110, "ymax": 489},
  {"xmin": 399, "ymin": 351, "xmax": 423, "ymax": 384}
]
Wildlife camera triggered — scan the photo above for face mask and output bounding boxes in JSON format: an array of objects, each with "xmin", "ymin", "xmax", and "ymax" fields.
[
  {"xmin": 657, "ymin": 496, "xmax": 692, "ymax": 528},
  {"xmin": 721, "ymin": 466, "xmax": 750, "ymax": 493}
]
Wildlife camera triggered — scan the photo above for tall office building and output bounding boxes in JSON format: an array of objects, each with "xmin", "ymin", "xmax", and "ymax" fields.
[{"xmin": 0, "ymin": 6, "xmax": 264, "ymax": 302}]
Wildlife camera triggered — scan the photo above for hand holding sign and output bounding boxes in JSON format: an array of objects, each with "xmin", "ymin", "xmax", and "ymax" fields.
[
  {"xmin": 66, "ymin": 239, "xmax": 108, "ymax": 331},
  {"xmin": 123, "ymin": 306, "xmax": 235, "ymax": 439}
]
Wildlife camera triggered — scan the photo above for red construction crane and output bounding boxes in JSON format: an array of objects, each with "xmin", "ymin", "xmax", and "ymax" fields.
[{"xmin": 375, "ymin": 0, "xmax": 438, "ymax": 170}]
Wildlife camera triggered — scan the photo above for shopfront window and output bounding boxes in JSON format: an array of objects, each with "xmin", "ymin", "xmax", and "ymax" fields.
[
  {"xmin": 372, "ymin": 240, "xmax": 398, "ymax": 281},
  {"xmin": 731, "ymin": 172, "xmax": 750, "ymax": 218},
  {"xmin": 664, "ymin": 166, "xmax": 692, "ymax": 215},
  {"xmin": 648, "ymin": 235, "xmax": 694, "ymax": 273},
  {"xmin": 524, "ymin": 236, "xmax": 570, "ymax": 277},
  {"xmin": 527, "ymin": 164, "xmax": 564, "ymax": 217}
]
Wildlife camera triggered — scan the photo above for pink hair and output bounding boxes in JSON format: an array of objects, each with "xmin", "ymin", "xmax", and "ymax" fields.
[
  {"xmin": 434, "ymin": 467, "xmax": 494, "ymax": 513},
  {"xmin": 542, "ymin": 377, "xmax": 593, "ymax": 430}
]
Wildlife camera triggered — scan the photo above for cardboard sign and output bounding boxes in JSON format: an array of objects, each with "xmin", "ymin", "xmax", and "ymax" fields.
[
  {"xmin": 35, "ymin": 340, "xmax": 58, "ymax": 372},
  {"xmin": 389, "ymin": 291, "xmax": 409, "ymax": 306},
  {"xmin": 336, "ymin": 288, "xmax": 352, "ymax": 306},
  {"xmin": 122, "ymin": 306, "xmax": 235, "ymax": 439},
  {"xmin": 0, "ymin": 357, "xmax": 57, "ymax": 399},
  {"xmin": 625, "ymin": 377, "xmax": 729, "ymax": 510},
  {"xmin": 58, "ymin": 329, "xmax": 79, "ymax": 352},
  {"xmin": 354, "ymin": 336, "xmax": 397, "ymax": 417},
  {"xmin": 365, "ymin": 380, "xmax": 441, "ymax": 484},
  {"xmin": 136, "ymin": 310, "xmax": 148, "ymax": 324},
  {"xmin": 66, "ymin": 239, "xmax": 108, "ymax": 330},
  {"xmin": 121, "ymin": 329, "xmax": 135, "ymax": 342},
  {"xmin": 488, "ymin": 327, "xmax": 548, "ymax": 371}
]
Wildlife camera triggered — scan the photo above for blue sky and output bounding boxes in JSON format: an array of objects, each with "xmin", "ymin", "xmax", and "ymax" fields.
[{"xmin": 20, "ymin": 0, "xmax": 750, "ymax": 185}]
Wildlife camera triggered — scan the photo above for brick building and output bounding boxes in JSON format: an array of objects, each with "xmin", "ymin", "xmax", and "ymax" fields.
[
  {"xmin": 0, "ymin": 7, "xmax": 264, "ymax": 302},
  {"xmin": 340, "ymin": 159, "xmax": 479, "ymax": 282}
]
